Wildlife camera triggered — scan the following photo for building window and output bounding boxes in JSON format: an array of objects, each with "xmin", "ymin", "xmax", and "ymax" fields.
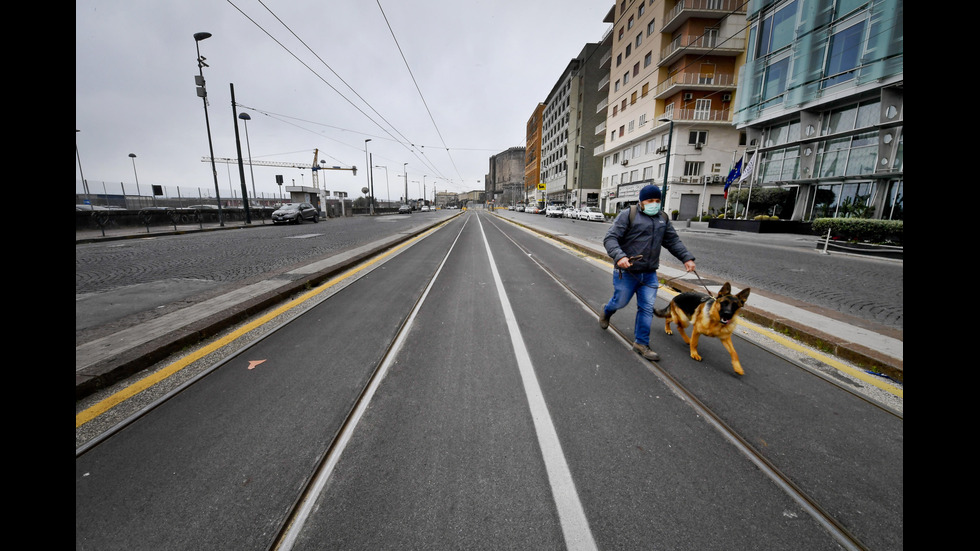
[
  {"xmin": 633, "ymin": 62, "xmax": 640, "ymax": 76},
  {"xmin": 823, "ymin": 19, "xmax": 867, "ymax": 88},
  {"xmin": 644, "ymin": 52, "xmax": 652, "ymax": 67},
  {"xmin": 762, "ymin": 56, "xmax": 790, "ymax": 106},
  {"xmin": 628, "ymin": 16, "xmax": 634, "ymax": 30},
  {"xmin": 689, "ymin": 131, "xmax": 707, "ymax": 145},
  {"xmin": 647, "ymin": 19, "xmax": 655, "ymax": 36},
  {"xmin": 641, "ymin": 82, "xmax": 649, "ymax": 96},
  {"xmin": 684, "ymin": 162, "xmax": 703, "ymax": 176},
  {"xmin": 636, "ymin": 33, "xmax": 642, "ymax": 48},
  {"xmin": 756, "ymin": 0, "xmax": 798, "ymax": 57},
  {"xmin": 631, "ymin": 91, "xmax": 637, "ymax": 104}
]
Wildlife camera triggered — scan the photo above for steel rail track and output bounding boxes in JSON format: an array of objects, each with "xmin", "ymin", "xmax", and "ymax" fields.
[{"xmin": 483, "ymin": 212, "xmax": 873, "ymax": 551}]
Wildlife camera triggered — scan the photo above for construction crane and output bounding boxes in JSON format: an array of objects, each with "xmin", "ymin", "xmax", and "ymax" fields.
[{"xmin": 203, "ymin": 149, "xmax": 356, "ymax": 190}]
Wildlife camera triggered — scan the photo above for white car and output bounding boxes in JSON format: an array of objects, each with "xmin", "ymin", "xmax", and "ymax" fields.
[
  {"xmin": 421, "ymin": 205, "xmax": 430, "ymax": 212},
  {"xmin": 563, "ymin": 207, "xmax": 578, "ymax": 219},
  {"xmin": 578, "ymin": 207, "xmax": 605, "ymax": 222},
  {"xmin": 545, "ymin": 205, "xmax": 563, "ymax": 217},
  {"xmin": 525, "ymin": 205, "xmax": 540, "ymax": 214}
]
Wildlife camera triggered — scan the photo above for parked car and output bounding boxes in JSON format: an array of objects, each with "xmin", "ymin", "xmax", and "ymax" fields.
[
  {"xmin": 272, "ymin": 202, "xmax": 319, "ymax": 224},
  {"xmin": 545, "ymin": 205, "xmax": 564, "ymax": 218},
  {"xmin": 515, "ymin": 205, "xmax": 525, "ymax": 212},
  {"xmin": 398, "ymin": 204, "xmax": 413, "ymax": 214},
  {"xmin": 187, "ymin": 204, "xmax": 219, "ymax": 210},
  {"xmin": 421, "ymin": 205, "xmax": 431, "ymax": 212},
  {"xmin": 578, "ymin": 206, "xmax": 605, "ymax": 222},
  {"xmin": 563, "ymin": 207, "xmax": 579, "ymax": 219},
  {"xmin": 524, "ymin": 204, "xmax": 539, "ymax": 214}
]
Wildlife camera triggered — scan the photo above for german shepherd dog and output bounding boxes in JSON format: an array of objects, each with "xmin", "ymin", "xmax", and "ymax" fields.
[{"xmin": 654, "ymin": 282, "xmax": 751, "ymax": 375}]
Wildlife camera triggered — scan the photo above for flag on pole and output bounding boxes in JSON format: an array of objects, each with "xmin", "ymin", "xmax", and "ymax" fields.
[
  {"xmin": 724, "ymin": 157, "xmax": 742, "ymax": 198},
  {"xmin": 739, "ymin": 153, "xmax": 756, "ymax": 183}
]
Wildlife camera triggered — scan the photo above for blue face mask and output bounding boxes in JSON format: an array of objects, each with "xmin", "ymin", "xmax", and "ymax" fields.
[{"xmin": 643, "ymin": 202, "xmax": 661, "ymax": 216}]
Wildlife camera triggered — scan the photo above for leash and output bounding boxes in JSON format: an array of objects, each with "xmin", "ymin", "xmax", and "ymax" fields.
[{"xmin": 660, "ymin": 269, "xmax": 713, "ymax": 295}]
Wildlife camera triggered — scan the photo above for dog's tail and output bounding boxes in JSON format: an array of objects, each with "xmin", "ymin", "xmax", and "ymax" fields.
[{"xmin": 653, "ymin": 304, "xmax": 670, "ymax": 318}]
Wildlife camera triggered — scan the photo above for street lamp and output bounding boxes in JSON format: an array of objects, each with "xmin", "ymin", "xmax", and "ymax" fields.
[
  {"xmin": 76, "ymin": 130, "xmax": 90, "ymax": 197},
  {"xmin": 403, "ymin": 162, "xmax": 408, "ymax": 204},
  {"xmin": 238, "ymin": 112, "xmax": 257, "ymax": 200},
  {"xmin": 364, "ymin": 139, "xmax": 374, "ymax": 215},
  {"xmin": 128, "ymin": 153, "xmax": 143, "ymax": 206},
  {"xmin": 658, "ymin": 117, "xmax": 674, "ymax": 211},
  {"xmin": 194, "ymin": 31, "xmax": 224, "ymax": 226}
]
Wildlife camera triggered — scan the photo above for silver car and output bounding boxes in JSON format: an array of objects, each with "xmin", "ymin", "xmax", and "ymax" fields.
[{"xmin": 272, "ymin": 202, "xmax": 319, "ymax": 224}]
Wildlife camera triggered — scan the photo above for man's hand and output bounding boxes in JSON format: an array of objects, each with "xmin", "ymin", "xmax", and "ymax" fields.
[
  {"xmin": 617, "ymin": 256, "xmax": 633, "ymax": 269},
  {"xmin": 684, "ymin": 260, "xmax": 696, "ymax": 272}
]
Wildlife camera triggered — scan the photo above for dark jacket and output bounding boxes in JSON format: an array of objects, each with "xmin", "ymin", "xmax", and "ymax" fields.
[{"xmin": 603, "ymin": 207, "xmax": 695, "ymax": 273}]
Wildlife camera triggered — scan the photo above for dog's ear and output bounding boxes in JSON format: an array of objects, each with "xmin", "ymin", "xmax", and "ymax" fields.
[
  {"xmin": 718, "ymin": 282, "xmax": 732, "ymax": 296},
  {"xmin": 736, "ymin": 287, "xmax": 751, "ymax": 303}
]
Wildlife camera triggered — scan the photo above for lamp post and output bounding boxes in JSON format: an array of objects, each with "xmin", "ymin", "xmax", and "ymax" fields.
[
  {"xmin": 658, "ymin": 117, "xmax": 674, "ymax": 211},
  {"xmin": 128, "ymin": 153, "xmax": 145, "ymax": 207},
  {"xmin": 403, "ymin": 162, "xmax": 408, "ymax": 204},
  {"xmin": 76, "ymin": 130, "xmax": 90, "ymax": 197},
  {"xmin": 194, "ymin": 32, "xmax": 224, "ymax": 226},
  {"xmin": 238, "ymin": 112, "xmax": 257, "ymax": 200},
  {"xmin": 364, "ymin": 139, "xmax": 374, "ymax": 215}
]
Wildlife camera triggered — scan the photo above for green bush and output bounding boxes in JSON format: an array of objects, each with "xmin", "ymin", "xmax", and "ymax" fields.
[{"xmin": 811, "ymin": 218, "xmax": 903, "ymax": 245}]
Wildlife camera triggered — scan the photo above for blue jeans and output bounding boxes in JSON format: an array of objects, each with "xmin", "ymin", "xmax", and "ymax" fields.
[{"xmin": 603, "ymin": 270, "xmax": 659, "ymax": 347}]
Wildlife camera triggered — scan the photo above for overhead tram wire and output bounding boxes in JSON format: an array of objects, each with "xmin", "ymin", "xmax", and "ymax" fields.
[
  {"xmin": 226, "ymin": 0, "xmax": 447, "ymax": 181},
  {"xmin": 376, "ymin": 0, "xmax": 464, "ymax": 184}
]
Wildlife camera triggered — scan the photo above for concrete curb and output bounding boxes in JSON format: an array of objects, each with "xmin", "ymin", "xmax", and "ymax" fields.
[
  {"xmin": 75, "ymin": 214, "xmax": 460, "ymax": 400},
  {"xmin": 492, "ymin": 213, "xmax": 903, "ymax": 384}
]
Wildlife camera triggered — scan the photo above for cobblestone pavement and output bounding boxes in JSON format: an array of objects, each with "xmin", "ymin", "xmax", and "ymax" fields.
[
  {"xmin": 495, "ymin": 212, "xmax": 903, "ymax": 332},
  {"xmin": 75, "ymin": 215, "xmax": 439, "ymax": 295}
]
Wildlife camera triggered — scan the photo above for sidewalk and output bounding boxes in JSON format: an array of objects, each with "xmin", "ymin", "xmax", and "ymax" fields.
[
  {"xmin": 494, "ymin": 213, "xmax": 903, "ymax": 384},
  {"xmin": 76, "ymin": 216, "xmax": 451, "ymax": 399},
  {"xmin": 76, "ymin": 212, "xmax": 902, "ymax": 401}
]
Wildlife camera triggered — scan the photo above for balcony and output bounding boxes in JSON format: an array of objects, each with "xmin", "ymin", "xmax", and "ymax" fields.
[
  {"xmin": 662, "ymin": 0, "xmax": 747, "ymax": 34},
  {"xmin": 658, "ymin": 108, "xmax": 733, "ymax": 124},
  {"xmin": 659, "ymin": 35, "xmax": 745, "ymax": 67},
  {"xmin": 596, "ymin": 98, "xmax": 608, "ymax": 114},
  {"xmin": 597, "ymin": 74, "xmax": 610, "ymax": 92},
  {"xmin": 595, "ymin": 121, "xmax": 607, "ymax": 135},
  {"xmin": 655, "ymin": 72, "xmax": 736, "ymax": 99}
]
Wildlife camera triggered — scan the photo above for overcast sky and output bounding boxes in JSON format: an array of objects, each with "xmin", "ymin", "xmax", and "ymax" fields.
[{"xmin": 76, "ymin": 0, "xmax": 612, "ymax": 202}]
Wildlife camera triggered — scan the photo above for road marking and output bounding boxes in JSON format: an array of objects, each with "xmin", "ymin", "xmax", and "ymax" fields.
[
  {"xmin": 477, "ymin": 215, "xmax": 598, "ymax": 551},
  {"xmin": 247, "ymin": 360, "xmax": 266, "ymax": 370},
  {"xmin": 75, "ymin": 224, "xmax": 447, "ymax": 429}
]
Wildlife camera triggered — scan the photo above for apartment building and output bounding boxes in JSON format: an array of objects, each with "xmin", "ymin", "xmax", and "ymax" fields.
[
  {"xmin": 524, "ymin": 103, "xmax": 545, "ymax": 205},
  {"xmin": 733, "ymin": 0, "xmax": 903, "ymax": 221},
  {"xmin": 599, "ymin": 0, "xmax": 747, "ymax": 218},
  {"xmin": 539, "ymin": 42, "xmax": 609, "ymax": 208}
]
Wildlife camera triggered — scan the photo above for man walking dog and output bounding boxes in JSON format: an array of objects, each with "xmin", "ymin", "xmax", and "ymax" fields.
[{"xmin": 600, "ymin": 184, "xmax": 696, "ymax": 361}]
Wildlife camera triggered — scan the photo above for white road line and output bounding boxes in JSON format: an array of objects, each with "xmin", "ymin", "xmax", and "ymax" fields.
[
  {"xmin": 277, "ymin": 217, "xmax": 469, "ymax": 550},
  {"xmin": 477, "ymin": 215, "xmax": 598, "ymax": 551}
]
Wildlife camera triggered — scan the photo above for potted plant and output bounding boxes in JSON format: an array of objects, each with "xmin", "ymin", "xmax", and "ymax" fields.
[{"xmin": 671, "ymin": 209, "xmax": 679, "ymax": 220}]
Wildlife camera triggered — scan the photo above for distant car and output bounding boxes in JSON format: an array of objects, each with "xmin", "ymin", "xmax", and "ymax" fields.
[
  {"xmin": 272, "ymin": 202, "xmax": 319, "ymax": 224},
  {"xmin": 398, "ymin": 204, "xmax": 413, "ymax": 214},
  {"xmin": 515, "ymin": 205, "xmax": 525, "ymax": 212},
  {"xmin": 578, "ymin": 206, "xmax": 605, "ymax": 222},
  {"xmin": 563, "ymin": 207, "xmax": 579, "ymax": 219},
  {"xmin": 545, "ymin": 205, "xmax": 563, "ymax": 218},
  {"xmin": 187, "ymin": 204, "xmax": 219, "ymax": 210},
  {"xmin": 421, "ymin": 205, "xmax": 431, "ymax": 212},
  {"xmin": 525, "ymin": 205, "xmax": 539, "ymax": 214}
]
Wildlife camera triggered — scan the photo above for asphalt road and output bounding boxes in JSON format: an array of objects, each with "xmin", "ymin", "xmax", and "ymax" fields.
[{"xmin": 76, "ymin": 211, "xmax": 902, "ymax": 550}]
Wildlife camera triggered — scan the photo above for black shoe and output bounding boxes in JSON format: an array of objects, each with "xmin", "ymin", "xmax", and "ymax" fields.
[
  {"xmin": 599, "ymin": 311, "xmax": 610, "ymax": 330},
  {"xmin": 632, "ymin": 342, "xmax": 660, "ymax": 361}
]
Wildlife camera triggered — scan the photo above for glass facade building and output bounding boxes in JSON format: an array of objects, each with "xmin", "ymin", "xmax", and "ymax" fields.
[{"xmin": 733, "ymin": 0, "xmax": 903, "ymax": 220}]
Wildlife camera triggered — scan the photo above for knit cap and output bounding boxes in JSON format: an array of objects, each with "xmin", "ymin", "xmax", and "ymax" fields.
[{"xmin": 638, "ymin": 184, "xmax": 662, "ymax": 202}]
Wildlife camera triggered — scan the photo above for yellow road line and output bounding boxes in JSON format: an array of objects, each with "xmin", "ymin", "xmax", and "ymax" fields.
[
  {"xmin": 579, "ymin": 252, "xmax": 902, "ymax": 398},
  {"xmin": 76, "ymin": 224, "xmax": 443, "ymax": 429}
]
